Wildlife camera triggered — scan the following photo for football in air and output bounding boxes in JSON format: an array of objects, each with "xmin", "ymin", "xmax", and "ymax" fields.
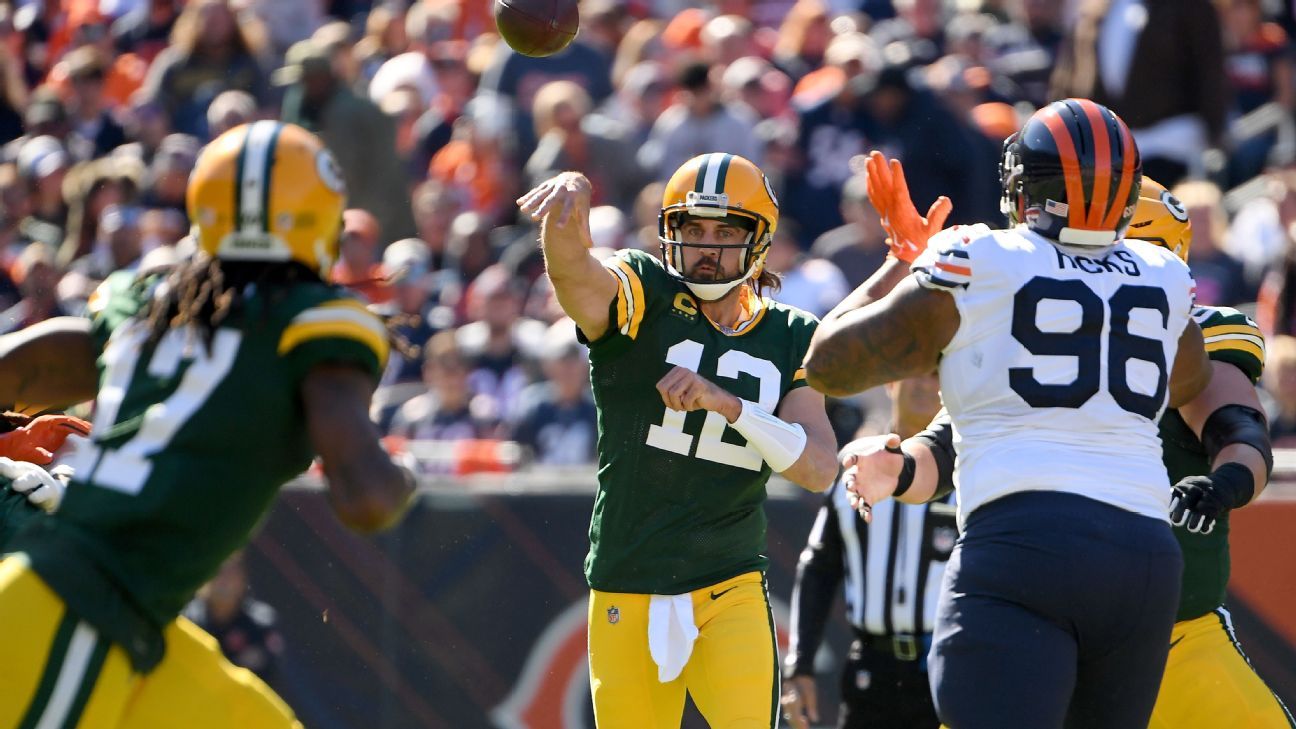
[{"xmin": 494, "ymin": 0, "xmax": 579, "ymax": 57}]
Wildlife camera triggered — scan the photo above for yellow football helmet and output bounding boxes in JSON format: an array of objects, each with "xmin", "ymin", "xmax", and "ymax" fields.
[
  {"xmin": 658, "ymin": 153, "xmax": 779, "ymax": 300},
  {"xmin": 187, "ymin": 121, "xmax": 347, "ymax": 279},
  {"xmin": 1126, "ymin": 176, "xmax": 1191, "ymax": 262}
]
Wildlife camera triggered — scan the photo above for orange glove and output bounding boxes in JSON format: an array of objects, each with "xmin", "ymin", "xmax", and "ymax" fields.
[
  {"xmin": 0, "ymin": 415, "xmax": 92, "ymax": 465},
  {"xmin": 863, "ymin": 150, "xmax": 953, "ymax": 264}
]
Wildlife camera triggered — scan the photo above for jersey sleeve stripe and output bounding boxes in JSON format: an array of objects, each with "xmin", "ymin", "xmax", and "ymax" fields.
[
  {"xmin": 1202, "ymin": 324, "xmax": 1263, "ymax": 338},
  {"xmin": 939, "ymin": 248, "xmax": 970, "ymax": 259},
  {"xmin": 913, "ymin": 269, "xmax": 968, "ymax": 291},
  {"xmin": 608, "ymin": 264, "xmax": 631, "ymax": 332},
  {"xmin": 1204, "ymin": 332, "xmax": 1265, "ymax": 349},
  {"xmin": 608, "ymin": 259, "xmax": 645, "ymax": 339},
  {"xmin": 793, "ymin": 367, "xmax": 807, "ymax": 382},
  {"xmin": 1205, "ymin": 339, "xmax": 1264, "ymax": 361},
  {"xmin": 279, "ymin": 307, "xmax": 390, "ymax": 362}
]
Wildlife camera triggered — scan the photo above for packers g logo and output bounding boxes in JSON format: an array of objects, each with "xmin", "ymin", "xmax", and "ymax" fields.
[
  {"xmin": 672, "ymin": 292, "xmax": 698, "ymax": 319},
  {"xmin": 1160, "ymin": 190, "xmax": 1189, "ymax": 222}
]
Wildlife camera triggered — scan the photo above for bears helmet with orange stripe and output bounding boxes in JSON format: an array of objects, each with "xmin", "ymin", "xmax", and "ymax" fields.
[
  {"xmin": 658, "ymin": 153, "xmax": 778, "ymax": 300},
  {"xmin": 999, "ymin": 98, "xmax": 1142, "ymax": 247},
  {"xmin": 187, "ymin": 121, "xmax": 348, "ymax": 279},
  {"xmin": 1126, "ymin": 176, "xmax": 1192, "ymax": 262}
]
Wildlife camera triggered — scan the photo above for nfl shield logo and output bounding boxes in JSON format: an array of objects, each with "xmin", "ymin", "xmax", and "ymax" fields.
[
  {"xmin": 855, "ymin": 670, "xmax": 871, "ymax": 690},
  {"xmin": 607, "ymin": 606, "xmax": 620, "ymax": 624}
]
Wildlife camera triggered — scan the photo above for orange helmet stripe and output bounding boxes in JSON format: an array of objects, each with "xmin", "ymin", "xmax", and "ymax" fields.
[
  {"xmin": 1039, "ymin": 105, "xmax": 1086, "ymax": 230},
  {"xmin": 1078, "ymin": 100, "xmax": 1111, "ymax": 229},
  {"xmin": 1103, "ymin": 114, "xmax": 1138, "ymax": 230}
]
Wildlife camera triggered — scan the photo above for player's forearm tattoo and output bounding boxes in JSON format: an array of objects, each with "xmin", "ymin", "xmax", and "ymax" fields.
[{"xmin": 806, "ymin": 281, "xmax": 955, "ymax": 396}]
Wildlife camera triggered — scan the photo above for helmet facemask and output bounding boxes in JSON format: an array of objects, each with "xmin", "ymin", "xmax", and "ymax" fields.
[
  {"xmin": 658, "ymin": 193, "xmax": 772, "ymax": 301},
  {"xmin": 999, "ymin": 132, "xmax": 1024, "ymax": 224}
]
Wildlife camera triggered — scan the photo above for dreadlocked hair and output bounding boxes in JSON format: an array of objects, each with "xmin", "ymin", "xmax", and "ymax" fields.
[
  {"xmin": 754, "ymin": 266, "xmax": 781, "ymax": 295},
  {"xmin": 141, "ymin": 254, "xmax": 321, "ymax": 352},
  {"xmin": 139, "ymin": 254, "xmax": 423, "ymax": 360}
]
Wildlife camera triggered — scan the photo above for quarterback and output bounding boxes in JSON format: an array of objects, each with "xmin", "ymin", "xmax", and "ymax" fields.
[
  {"xmin": 518, "ymin": 154, "xmax": 837, "ymax": 728},
  {"xmin": 804, "ymin": 99, "xmax": 1213, "ymax": 728},
  {"xmin": 847, "ymin": 175, "xmax": 1294, "ymax": 729},
  {"xmin": 0, "ymin": 121, "xmax": 413, "ymax": 727}
]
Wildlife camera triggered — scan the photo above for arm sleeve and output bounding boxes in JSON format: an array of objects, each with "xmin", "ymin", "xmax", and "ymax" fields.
[
  {"xmin": 785, "ymin": 485, "xmax": 846, "ymax": 677},
  {"xmin": 911, "ymin": 408, "xmax": 957, "ymax": 501}
]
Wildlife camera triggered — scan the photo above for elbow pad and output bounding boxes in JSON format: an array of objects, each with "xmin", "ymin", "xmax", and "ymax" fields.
[{"xmin": 1200, "ymin": 404, "xmax": 1273, "ymax": 477}]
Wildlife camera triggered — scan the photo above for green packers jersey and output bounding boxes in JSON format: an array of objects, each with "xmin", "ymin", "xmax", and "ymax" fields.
[
  {"xmin": 9, "ymin": 270, "xmax": 388, "ymax": 669},
  {"xmin": 1159, "ymin": 305, "xmax": 1265, "ymax": 622},
  {"xmin": 582, "ymin": 249, "xmax": 818, "ymax": 595}
]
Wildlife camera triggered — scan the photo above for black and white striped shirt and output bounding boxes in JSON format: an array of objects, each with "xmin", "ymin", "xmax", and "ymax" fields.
[{"xmin": 785, "ymin": 480, "xmax": 958, "ymax": 676}]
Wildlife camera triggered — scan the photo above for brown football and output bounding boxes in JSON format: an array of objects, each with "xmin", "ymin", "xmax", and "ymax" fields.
[{"xmin": 494, "ymin": 0, "xmax": 579, "ymax": 58}]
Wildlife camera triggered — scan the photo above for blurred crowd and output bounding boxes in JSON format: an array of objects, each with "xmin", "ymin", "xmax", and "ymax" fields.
[{"xmin": 4, "ymin": 0, "xmax": 1296, "ymax": 467}]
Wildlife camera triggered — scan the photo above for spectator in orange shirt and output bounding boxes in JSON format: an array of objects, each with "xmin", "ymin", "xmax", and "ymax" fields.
[
  {"xmin": 428, "ymin": 94, "xmax": 516, "ymax": 224},
  {"xmin": 331, "ymin": 208, "xmax": 392, "ymax": 305}
]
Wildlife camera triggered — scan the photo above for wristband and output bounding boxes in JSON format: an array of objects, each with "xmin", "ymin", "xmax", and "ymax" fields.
[
  {"xmin": 731, "ymin": 399, "xmax": 807, "ymax": 473},
  {"xmin": 1208, "ymin": 461, "xmax": 1256, "ymax": 509},
  {"xmin": 884, "ymin": 443, "xmax": 916, "ymax": 498}
]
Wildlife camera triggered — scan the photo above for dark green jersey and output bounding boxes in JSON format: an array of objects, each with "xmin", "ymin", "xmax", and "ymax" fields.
[
  {"xmin": 1159, "ymin": 305, "xmax": 1265, "ymax": 622},
  {"xmin": 0, "ymin": 477, "xmax": 36, "ymax": 550},
  {"xmin": 9, "ymin": 270, "xmax": 388, "ymax": 669},
  {"xmin": 582, "ymin": 249, "xmax": 818, "ymax": 594}
]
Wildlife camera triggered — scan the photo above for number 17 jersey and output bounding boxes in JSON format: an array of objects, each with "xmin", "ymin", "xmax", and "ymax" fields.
[
  {"xmin": 912, "ymin": 225, "xmax": 1196, "ymax": 530},
  {"xmin": 580, "ymin": 250, "xmax": 818, "ymax": 596}
]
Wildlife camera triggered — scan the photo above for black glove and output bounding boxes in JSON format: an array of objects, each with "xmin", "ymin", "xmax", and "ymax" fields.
[{"xmin": 1169, "ymin": 463, "xmax": 1255, "ymax": 535}]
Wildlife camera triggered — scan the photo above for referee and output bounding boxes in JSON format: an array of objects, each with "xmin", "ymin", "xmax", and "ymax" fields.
[{"xmin": 782, "ymin": 375, "xmax": 955, "ymax": 729}]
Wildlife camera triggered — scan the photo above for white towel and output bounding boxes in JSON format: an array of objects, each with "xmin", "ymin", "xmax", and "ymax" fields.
[{"xmin": 647, "ymin": 593, "xmax": 699, "ymax": 683}]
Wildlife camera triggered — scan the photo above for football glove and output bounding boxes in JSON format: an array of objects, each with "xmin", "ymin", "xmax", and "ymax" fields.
[
  {"xmin": 0, "ymin": 414, "xmax": 92, "ymax": 465},
  {"xmin": 1169, "ymin": 463, "xmax": 1255, "ymax": 535},
  {"xmin": 0, "ymin": 457, "xmax": 65, "ymax": 513},
  {"xmin": 863, "ymin": 151, "xmax": 952, "ymax": 263}
]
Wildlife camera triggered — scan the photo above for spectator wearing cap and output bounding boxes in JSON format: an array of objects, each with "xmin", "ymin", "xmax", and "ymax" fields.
[
  {"xmin": 525, "ymin": 80, "xmax": 645, "ymax": 212},
  {"xmin": 311, "ymin": 20, "xmax": 361, "ymax": 89},
  {"xmin": 388, "ymin": 329, "xmax": 502, "ymax": 442},
  {"xmin": 206, "ymin": 90, "xmax": 257, "ymax": 139},
  {"xmin": 331, "ymin": 209, "xmax": 392, "ymax": 305},
  {"xmin": 375, "ymin": 237, "xmax": 447, "ymax": 391},
  {"xmin": 278, "ymin": 38, "xmax": 416, "ymax": 245},
  {"xmin": 21, "ymin": 88, "xmax": 71, "ymax": 143},
  {"xmin": 456, "ymin": 264, "xmax": 546, "ymax": 422},
  {"xmin": 637, "ymin": 60, "xmax": 761, "ymax": 181},
  {"xmin": 139, "ymin": 133, "xmax": 197, "ymax": 215},
  {"xmin": 0, "ymin": 242, "xmax": 68, "ymax": 335},
  {"xmin": 140, "ymin": 0, "xmax": 270, "ymax": 138},
  {"xmin": 14, "ymin": 135, "xmax": 72, "ymax": 248},
  {"xmin": 507, "ymin": 318, "xmax": 597, "ymax": 466},
  {"xmin": 58, "ymin": 48, "xmax": 128, "ymax": 162},
  {"xmin": 809, "ymin": 172, "xmax": 890, "ymax": 288}
]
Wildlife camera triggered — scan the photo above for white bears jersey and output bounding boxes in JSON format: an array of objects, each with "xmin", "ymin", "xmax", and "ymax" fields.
[{"xmin": 912, "ymin": 224, "xmax": 1196, "ymax": 530}]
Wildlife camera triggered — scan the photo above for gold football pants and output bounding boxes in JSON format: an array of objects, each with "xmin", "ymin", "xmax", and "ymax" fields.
[
  {"xmin": 588, "ymin": 570, "xmax": 778, "ymax": 729},
  {"xmin": 0, "ymin": 555, "xmax": 301, "ymax": 729},
  {"xmin": 1149, "ymin": 608, "xmax": 1295, "ymax": 729}
]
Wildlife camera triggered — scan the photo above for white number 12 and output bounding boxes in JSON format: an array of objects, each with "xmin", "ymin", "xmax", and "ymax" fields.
[{"xmin": 645, "ymin": 339, "xmax": 781, "ymax": 471}]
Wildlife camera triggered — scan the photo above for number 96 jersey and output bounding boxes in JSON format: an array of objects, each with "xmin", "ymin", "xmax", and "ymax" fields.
[
  {"xmin": 912, "ymin": 225, "xmax": 1196, "ymax": 530},
  {"xmin": 580, "ymin": 249, "xmax": 818, "ymax": 596}
]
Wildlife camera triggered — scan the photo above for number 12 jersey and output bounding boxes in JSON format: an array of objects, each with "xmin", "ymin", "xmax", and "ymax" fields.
[
  {"xmin": 913, "ymin": 225, "xmax": 1196, "ymax": 530},
  {"xmin": 580, "ymin": 250, "xmax": 818, "ymax": 596}
]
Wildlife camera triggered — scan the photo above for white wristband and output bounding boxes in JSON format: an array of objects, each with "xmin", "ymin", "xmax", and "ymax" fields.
[{"xmin": 730, "ymin": 399, "xmax": 807, "ymax": 473}]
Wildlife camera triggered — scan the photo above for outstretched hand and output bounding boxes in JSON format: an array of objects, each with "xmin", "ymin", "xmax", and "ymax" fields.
[
  {"xmin": 864, "ymin": 151, "xmax": 953, "ymax": 263},
  {"xmin": 517, "ymin": 172, "xmax": 594, "ymax": 246},
  {"xmin": 841, "ymin": 432, "xmax": 906, "ymax": 523},
  {"xmin": 0, "ymin": 414, "xmax": 92, "ymax": 465}
]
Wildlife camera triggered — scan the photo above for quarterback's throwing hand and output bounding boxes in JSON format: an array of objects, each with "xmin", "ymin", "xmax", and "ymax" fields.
[
  {"xmin": 516, "ymin": 172, "xmax": 593, "ymax": 233},
  {"xmin": 841, "ymin": 433, "xmax": 906, "ymax": 523},
  {"xmin": 656, "ymin": 366, "xmax": 741, "ymax": 420}
]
